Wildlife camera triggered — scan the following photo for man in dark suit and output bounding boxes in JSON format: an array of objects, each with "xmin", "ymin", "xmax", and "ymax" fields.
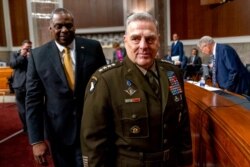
[
  {"xmin": 81, "ymin": 12, "xmax": 193, "ymax": 167},
  {"xmin": 198, "ymin": 36, "xmax": 250, "ymax": 96},
  {"xmin": 25, "ymin": 8, "xmax": 106, "ymax": 167},
  {"xmin": 185, "ymin": 48, "xmax": 202, "ymax": 79},
  {"xmin": 171, "ymin": 33, "xmax": 186, "ymax": 69},
  {"xmin": 9, "ymin": 39, "xmax": 32, "ymax": 132}
]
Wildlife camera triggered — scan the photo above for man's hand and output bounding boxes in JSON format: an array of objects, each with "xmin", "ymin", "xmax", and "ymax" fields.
[{"xmin": 32, "ymin": 142, "xmax": 50, "ymax": 166}]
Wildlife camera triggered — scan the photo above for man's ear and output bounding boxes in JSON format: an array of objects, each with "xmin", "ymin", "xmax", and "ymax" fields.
[{"xmin": 48, "ymin": 26, "xmax": 52, "ymax": 31}]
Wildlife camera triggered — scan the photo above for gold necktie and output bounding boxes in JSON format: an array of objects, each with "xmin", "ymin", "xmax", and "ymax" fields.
[{"xmin": 63, "ymin": 47, "xmax": 74, "ymax": 90}]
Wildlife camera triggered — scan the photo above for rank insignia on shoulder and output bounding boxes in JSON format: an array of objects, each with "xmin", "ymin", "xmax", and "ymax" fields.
[
  {"xmin": 89, "ymin": 76, "xmax": 97, "ymax": 93},
  {"xmin": 98, "ymin": 63, "xmax": 116, "ymax": 73},
  {"xmin": 83, "ymin": 156, "xmax": 89, "ymax": 167}
]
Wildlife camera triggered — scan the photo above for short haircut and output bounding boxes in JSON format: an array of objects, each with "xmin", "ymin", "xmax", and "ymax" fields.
[
  {"xmin": 125, "ymin": 12, "xmax": 159, "ymax": 34},
  {"xmin": 22, "ymin": 39, "xmax": 32, "ymax": 45},
  {"xmin": 197, "ymin": 36, "xmax": 215, "ymax": 48},
  {"xmin": 50, "ymin": 8, "xmax": 74, "ymax": 23}
]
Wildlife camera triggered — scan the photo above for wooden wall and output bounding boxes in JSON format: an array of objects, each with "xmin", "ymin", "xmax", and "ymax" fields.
[
  {"xmin": 2, "ymin": 0, "xmax": 250, "ymax": 47},
  {"xmin": 170, "ymin": 0, "xmax": 250, "ymax": 40},
  {"xmin": 0, "ymin": 0, "xmax": 7, "ymax": 46},
  {"xmin": 63, "ymin": 0, "xmax": 124, "ymax": 28},
  {"xmin": 9, "ymin": 0, "xmax": 30, "ymax": 46}
]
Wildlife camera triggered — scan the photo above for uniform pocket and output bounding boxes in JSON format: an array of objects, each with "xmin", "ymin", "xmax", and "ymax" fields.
[{"xmin": 119, "ymin": 102, "xmax": 149, "ymax": 138}]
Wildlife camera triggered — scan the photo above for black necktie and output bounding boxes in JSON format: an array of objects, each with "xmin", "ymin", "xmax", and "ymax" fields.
[{"xmin": 145, "ymin": 70, "xmax": 159, "ymax": 95}]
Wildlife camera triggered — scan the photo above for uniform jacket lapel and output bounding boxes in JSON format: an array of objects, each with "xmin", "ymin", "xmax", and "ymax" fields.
[
  {"xmin": 158, "ymin": 63, "xmax": 170, "ymax": 113},
  {"xmin": 124, "ymin": 58, "xmax": 156, "ymax": 97}
]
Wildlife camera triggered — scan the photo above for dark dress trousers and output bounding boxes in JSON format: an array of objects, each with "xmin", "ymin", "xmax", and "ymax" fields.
[
  {"xmin": 26, "ymin": 37, "xmax": 106, "ymax": 167},
  {"xmin": 215, "ymin": 43, "xmax": 250, "ymax": 95},
  {"xmin": 81, "ymin": 57, "xmax": 193, "ymax": 167},
  {"xmin": 9, "ymin": 51, "xmax": 28, "ymax": 131}
]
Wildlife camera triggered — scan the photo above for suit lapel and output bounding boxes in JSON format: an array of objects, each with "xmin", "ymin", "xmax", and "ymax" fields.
[{"xmin": 74, "ymin": 38, "xmax": 86, "ymax": 86}]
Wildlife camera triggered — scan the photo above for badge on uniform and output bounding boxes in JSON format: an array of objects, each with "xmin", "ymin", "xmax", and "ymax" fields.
[
  {"xmin": 130, "ymin": 125, "xmax": 141, "ymax": 134},
  {"xmin": 89, "ymin": 76, "xmax": 97, "ymax": 93},
  {"xmin": 124, "ymin": 80, "xmax": 137, "ymax": 96}
]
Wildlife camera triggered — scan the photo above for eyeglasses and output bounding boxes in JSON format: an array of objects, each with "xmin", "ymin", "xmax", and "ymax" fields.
[{"xmin": 53, "ymin": 23, "xmax": 74, "ymax": 30}]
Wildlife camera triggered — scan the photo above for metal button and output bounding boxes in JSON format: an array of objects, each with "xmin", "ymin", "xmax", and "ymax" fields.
[
  {"xmin": 131, "ymin": 114, "xmax": 137, "ymax": 119},
  {"xmin": 163, "ymin": 124, "xmax": 167, "ymax": 128}
]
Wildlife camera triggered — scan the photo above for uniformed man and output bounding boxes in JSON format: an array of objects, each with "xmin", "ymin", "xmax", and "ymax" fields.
[{"xmin": 81, "ymin": 12, "xmax": 193, "ymax": 167}]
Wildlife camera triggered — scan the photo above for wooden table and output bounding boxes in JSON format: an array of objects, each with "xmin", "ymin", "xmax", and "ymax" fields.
[{"xmin": 185, "ymin": 82, "xmax": 250, "ymax": 167}]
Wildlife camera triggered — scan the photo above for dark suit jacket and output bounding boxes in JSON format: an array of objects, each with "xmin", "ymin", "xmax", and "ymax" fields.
[
  {"xmin": 187, "ymin": 55, "xmax": 202, "ymax": 71},
  {"xmin": 26, "ymin": 37, "xmax": 107, "ymax": 145},
  {"xmin": 215, "ymin": 43, "xmax": 250, "ymax": 95},
  {"xmin": 9, "ymin": 51, "xmax": 28, "ymax": 89},
  {"xmin": 171, "ymin": 40, "xmax": 184, "ymax": 59}
]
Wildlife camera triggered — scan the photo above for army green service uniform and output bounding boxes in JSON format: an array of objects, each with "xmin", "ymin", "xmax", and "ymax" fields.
[{"xmin": 81, "ymin": 57, "xmax": 193, "ymax": 167}]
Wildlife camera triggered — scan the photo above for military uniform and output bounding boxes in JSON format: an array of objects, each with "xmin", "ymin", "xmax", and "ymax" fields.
[{"xmin": 81, "ymin": 57, "xmax": 193, "ymax": 167}]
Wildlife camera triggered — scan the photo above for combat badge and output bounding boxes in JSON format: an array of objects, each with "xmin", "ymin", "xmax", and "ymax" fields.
[
  {"xmin": 89, "ymin": 76, "xmax": 97, "ymax": 93},
  {"xmin": 124, "ymin": 80, "xmax": 137, "ymax": 96}
]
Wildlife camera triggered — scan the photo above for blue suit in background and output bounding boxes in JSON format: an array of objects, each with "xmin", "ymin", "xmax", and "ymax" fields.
[
  {"xmin": 215, "ymin": 43, "xmax": 250, "ymax": 95},
  {"xmin": 171, "ymin": 40, "xmax": 184, "ymax": 60}
]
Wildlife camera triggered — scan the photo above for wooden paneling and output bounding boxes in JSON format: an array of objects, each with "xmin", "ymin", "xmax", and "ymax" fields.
[
  {"xmin": 185, "ymin": 83, "xmax": 250, "ymax": 166},
  {"xmin": 9, "ymin": 0, "xmax": 29, "ymax": 46},
  {"xmin": 170, "ymin": 0, "xmax": 250, "ymax": 40},
  {"xmin": 63, "ymin": 0, "xmax": 124, "ymax": 28},
  {"xmin": 0, "ymin": 0, "xmax": 7, "ymax": 46}
]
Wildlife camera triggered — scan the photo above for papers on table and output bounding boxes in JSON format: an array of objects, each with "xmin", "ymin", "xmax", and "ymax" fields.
[{"xmin": 186, "ymin": 80, "xmax": 221, "ymax": 91}]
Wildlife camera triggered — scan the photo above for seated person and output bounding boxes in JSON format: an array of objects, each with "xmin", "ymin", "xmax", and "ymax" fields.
[
  {"xmin": 112, "ymin": 42, "xmax": 126, "ymax": 63},
  {"xmin": 185, "ymin": 48, "xmax": 202, "ymax": 79}
]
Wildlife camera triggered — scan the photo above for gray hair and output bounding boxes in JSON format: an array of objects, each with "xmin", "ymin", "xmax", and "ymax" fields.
[
  {"xmin": 125, "ymin": 12, "xmax": 159, "ymax": 34},
  {"xmin": 197, "ymin": 36, "xmax": 215, "ymax": 48},
  {"xmin": 50, "ymin": 8, "xmax": 74, "ymax": 23}
]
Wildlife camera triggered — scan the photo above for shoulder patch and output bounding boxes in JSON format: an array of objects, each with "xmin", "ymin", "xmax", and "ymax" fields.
[{"xmin": 98, "ymin": 62, "xmax": 122, "ymax": 73}]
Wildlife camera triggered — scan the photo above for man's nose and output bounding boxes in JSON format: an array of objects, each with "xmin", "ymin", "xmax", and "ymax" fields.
[{"xmin": 139, "ymin": 38, "xmax": 148, "ymax": 48}]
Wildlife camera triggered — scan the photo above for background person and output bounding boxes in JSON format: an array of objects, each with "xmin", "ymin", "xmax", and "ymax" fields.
[
  {"xmin": 171, "ymin": 33, "xmax": 185, "ymax": 68},
  {"xmin": 198, "ymin": 36, "xmax": 250, "ymax": 95},
  {"xmin": 112, "ymin": 42, "xmax": 126, "ymax": 63},
  {"xmin": 185, "ymin": 48, "xmax": 202, "ymax": 79},
  {"xmin": 25, "ymin": 8, "xmax": 106, "ymax": 167},
  {"xmin": 81, "ymin": 12, "xmax": 193, "ymax": 167},
  {"xmin": 9, "ymin": 39, "xmax": 32, "ymax": 133}
]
